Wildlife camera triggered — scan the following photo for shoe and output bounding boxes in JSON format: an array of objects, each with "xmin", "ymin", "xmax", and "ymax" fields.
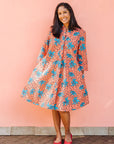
[
  {"xmin": 64, "ymin": 133, "xmax": 72, "ymax": 144},
  {"xmin": 53, "ymin": 142, "xmax": 62, "ymax": 144},
  {"xmin": 53, "ymin": 138, "xmax": 62, "ymax": 144}
]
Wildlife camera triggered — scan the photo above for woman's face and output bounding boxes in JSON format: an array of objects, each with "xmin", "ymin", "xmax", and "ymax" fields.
[{"xmin": 58, "ymin": 6, "xmax": 70, "ymax": 27}]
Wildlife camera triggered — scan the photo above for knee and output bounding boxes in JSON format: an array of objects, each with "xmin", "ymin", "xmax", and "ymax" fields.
[{"xmin": 59, "ymin": 111, "xmax": 69, "ymax": 114}]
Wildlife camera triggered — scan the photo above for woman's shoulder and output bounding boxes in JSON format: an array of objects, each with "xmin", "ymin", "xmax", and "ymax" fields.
[
  {"xmin": 45, "ymin": 26, "xmax": 52, "ymax": 38},
  {"xmin": 48, "ymin": 26, "xmax": 53, "ymax": 33},
  {"xmin": 74, "ymin": 27, "xmax": 86, "ymax": 34},
  {"xmin": 77, "ymin": 28, "xmax": 86, "ymax": 38}
]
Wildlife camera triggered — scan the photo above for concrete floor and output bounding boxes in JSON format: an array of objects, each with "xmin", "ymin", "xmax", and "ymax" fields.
[{"xmin": 0, "ymin": 135, "xmax": 114, "ymax": 144}]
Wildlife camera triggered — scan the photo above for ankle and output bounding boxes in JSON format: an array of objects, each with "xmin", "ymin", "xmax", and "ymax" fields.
[
  {"xmin": 56, "ymin": 133, "xmax": 62, "ymax": 137},
  {"xmin": 65, "ymin": 131, "xmax": 71, "ymax": 135}
]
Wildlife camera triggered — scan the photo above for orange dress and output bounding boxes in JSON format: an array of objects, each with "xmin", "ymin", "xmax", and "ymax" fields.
[{"xmin": 20, "ymin": 25, "xmax": 89, "ymax": 111}]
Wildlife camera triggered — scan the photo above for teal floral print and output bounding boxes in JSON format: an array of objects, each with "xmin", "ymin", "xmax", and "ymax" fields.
[{"xmin": 20, "ymin": 24, "xmax": 89, "ymax": 111}]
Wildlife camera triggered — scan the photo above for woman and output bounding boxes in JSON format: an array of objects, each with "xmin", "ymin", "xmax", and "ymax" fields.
[{"xmin": 21, "ymin": 2, "xmax": 89, "ymax": 144}]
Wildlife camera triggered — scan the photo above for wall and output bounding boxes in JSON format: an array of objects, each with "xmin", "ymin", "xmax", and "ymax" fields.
[{"xmin": 0, "ymin": 0, "xmax": 114, "ymax": 127}]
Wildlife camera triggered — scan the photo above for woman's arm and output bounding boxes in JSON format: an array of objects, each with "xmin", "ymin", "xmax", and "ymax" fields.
[
  {"xmin": 36, "ymin": 29, "xmax": 51, "ymax": 63},
  {"xmin": 77, "ymin": 29, "xmax": 88, "ymax": 72}
]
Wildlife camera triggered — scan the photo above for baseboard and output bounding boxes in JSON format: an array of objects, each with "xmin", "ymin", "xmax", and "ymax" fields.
[{"xmin": 0, "ymin": 127, "xmax": 114, "ymax": 135}]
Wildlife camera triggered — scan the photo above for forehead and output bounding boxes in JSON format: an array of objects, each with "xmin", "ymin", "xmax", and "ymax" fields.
[{"xmin": 58, "ymin": 6, "xmax": 68, "ymax": 12}]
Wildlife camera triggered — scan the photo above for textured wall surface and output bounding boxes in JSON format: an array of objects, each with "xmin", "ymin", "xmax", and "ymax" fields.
[{"xmin": 0, "ymin": 0, "xmax": 114, "ymax": 127}]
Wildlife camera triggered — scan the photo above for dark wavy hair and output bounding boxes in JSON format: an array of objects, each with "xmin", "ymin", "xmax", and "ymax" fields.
[{"xmin": 50, "ymin": 2, "xmax": 81, "ymax": 38}]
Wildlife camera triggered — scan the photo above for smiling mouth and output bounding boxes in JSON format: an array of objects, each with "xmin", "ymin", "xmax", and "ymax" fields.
[
  {"xmin": 61, "ymin": 19, "xmax": 68, "ymax": 22},
  {"xmin": 62, "ymin": 18, "xmax": 67, "ymax": 21}
]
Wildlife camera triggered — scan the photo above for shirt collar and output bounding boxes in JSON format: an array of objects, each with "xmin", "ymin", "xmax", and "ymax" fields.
[{"xmin": 61, "ymin": 24, "xmax": 72, "ymax": 33}]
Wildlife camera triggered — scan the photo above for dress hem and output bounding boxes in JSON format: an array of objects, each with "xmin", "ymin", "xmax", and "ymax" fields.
[{"xmin": 21, "ymin": 96, "xmax": 89, "ymax": 112}]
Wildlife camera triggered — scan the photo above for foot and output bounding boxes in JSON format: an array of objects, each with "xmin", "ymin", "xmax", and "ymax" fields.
[
  {"xmin": 54, "ymin": 135, "xmax": 62, "ymax": 143},
  {"xmin": 64, "ymin": 132, "xmax": 72, "ymax": 142}
]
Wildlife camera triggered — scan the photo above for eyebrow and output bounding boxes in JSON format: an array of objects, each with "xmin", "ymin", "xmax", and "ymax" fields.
[{"xmin": 58, "ymin": 10, "xmax": 67, "ymax": 13}]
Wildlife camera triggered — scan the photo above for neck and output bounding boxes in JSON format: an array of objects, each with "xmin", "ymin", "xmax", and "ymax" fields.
[{"xmin": 63, "ymin": 24, "xmax": 69, "ymax": 30}]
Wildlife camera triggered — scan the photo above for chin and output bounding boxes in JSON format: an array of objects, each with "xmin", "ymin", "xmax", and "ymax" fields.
[{"xmin": 62, "ymin": 21, "xmax": 68, "ymax": 24}]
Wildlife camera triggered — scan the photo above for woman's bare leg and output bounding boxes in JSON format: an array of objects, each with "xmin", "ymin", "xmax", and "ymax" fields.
[
  {"xmin": 59, "ymin": 111, "xmax": 72, "ymax": 142},
  {"xmin": 52, "ymin": 110, "xmax": 62, "ymax": 142}
]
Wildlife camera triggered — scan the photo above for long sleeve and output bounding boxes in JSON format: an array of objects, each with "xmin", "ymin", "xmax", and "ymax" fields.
[
  {"xmin": 37, "ymin": 29, "xmax": 51, "ymax": 63},
  {"xmin": 77, "ymin": 30, "xmax": 88, "ymax": 71}
]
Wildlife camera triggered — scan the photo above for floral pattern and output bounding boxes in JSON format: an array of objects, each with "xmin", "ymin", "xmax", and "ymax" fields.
[{"xmin": 20, "ymin": 25, "xmax": 89, "ymax": 111}]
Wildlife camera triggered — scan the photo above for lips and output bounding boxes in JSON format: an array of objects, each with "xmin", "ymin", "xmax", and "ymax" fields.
[
  {"xmin": 61, "ymin": 18, "xmax": 68, "ymax": 23},
  {"xmin": 62, "ymin": 18, "xmax": 67, "ymax": 21}
]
